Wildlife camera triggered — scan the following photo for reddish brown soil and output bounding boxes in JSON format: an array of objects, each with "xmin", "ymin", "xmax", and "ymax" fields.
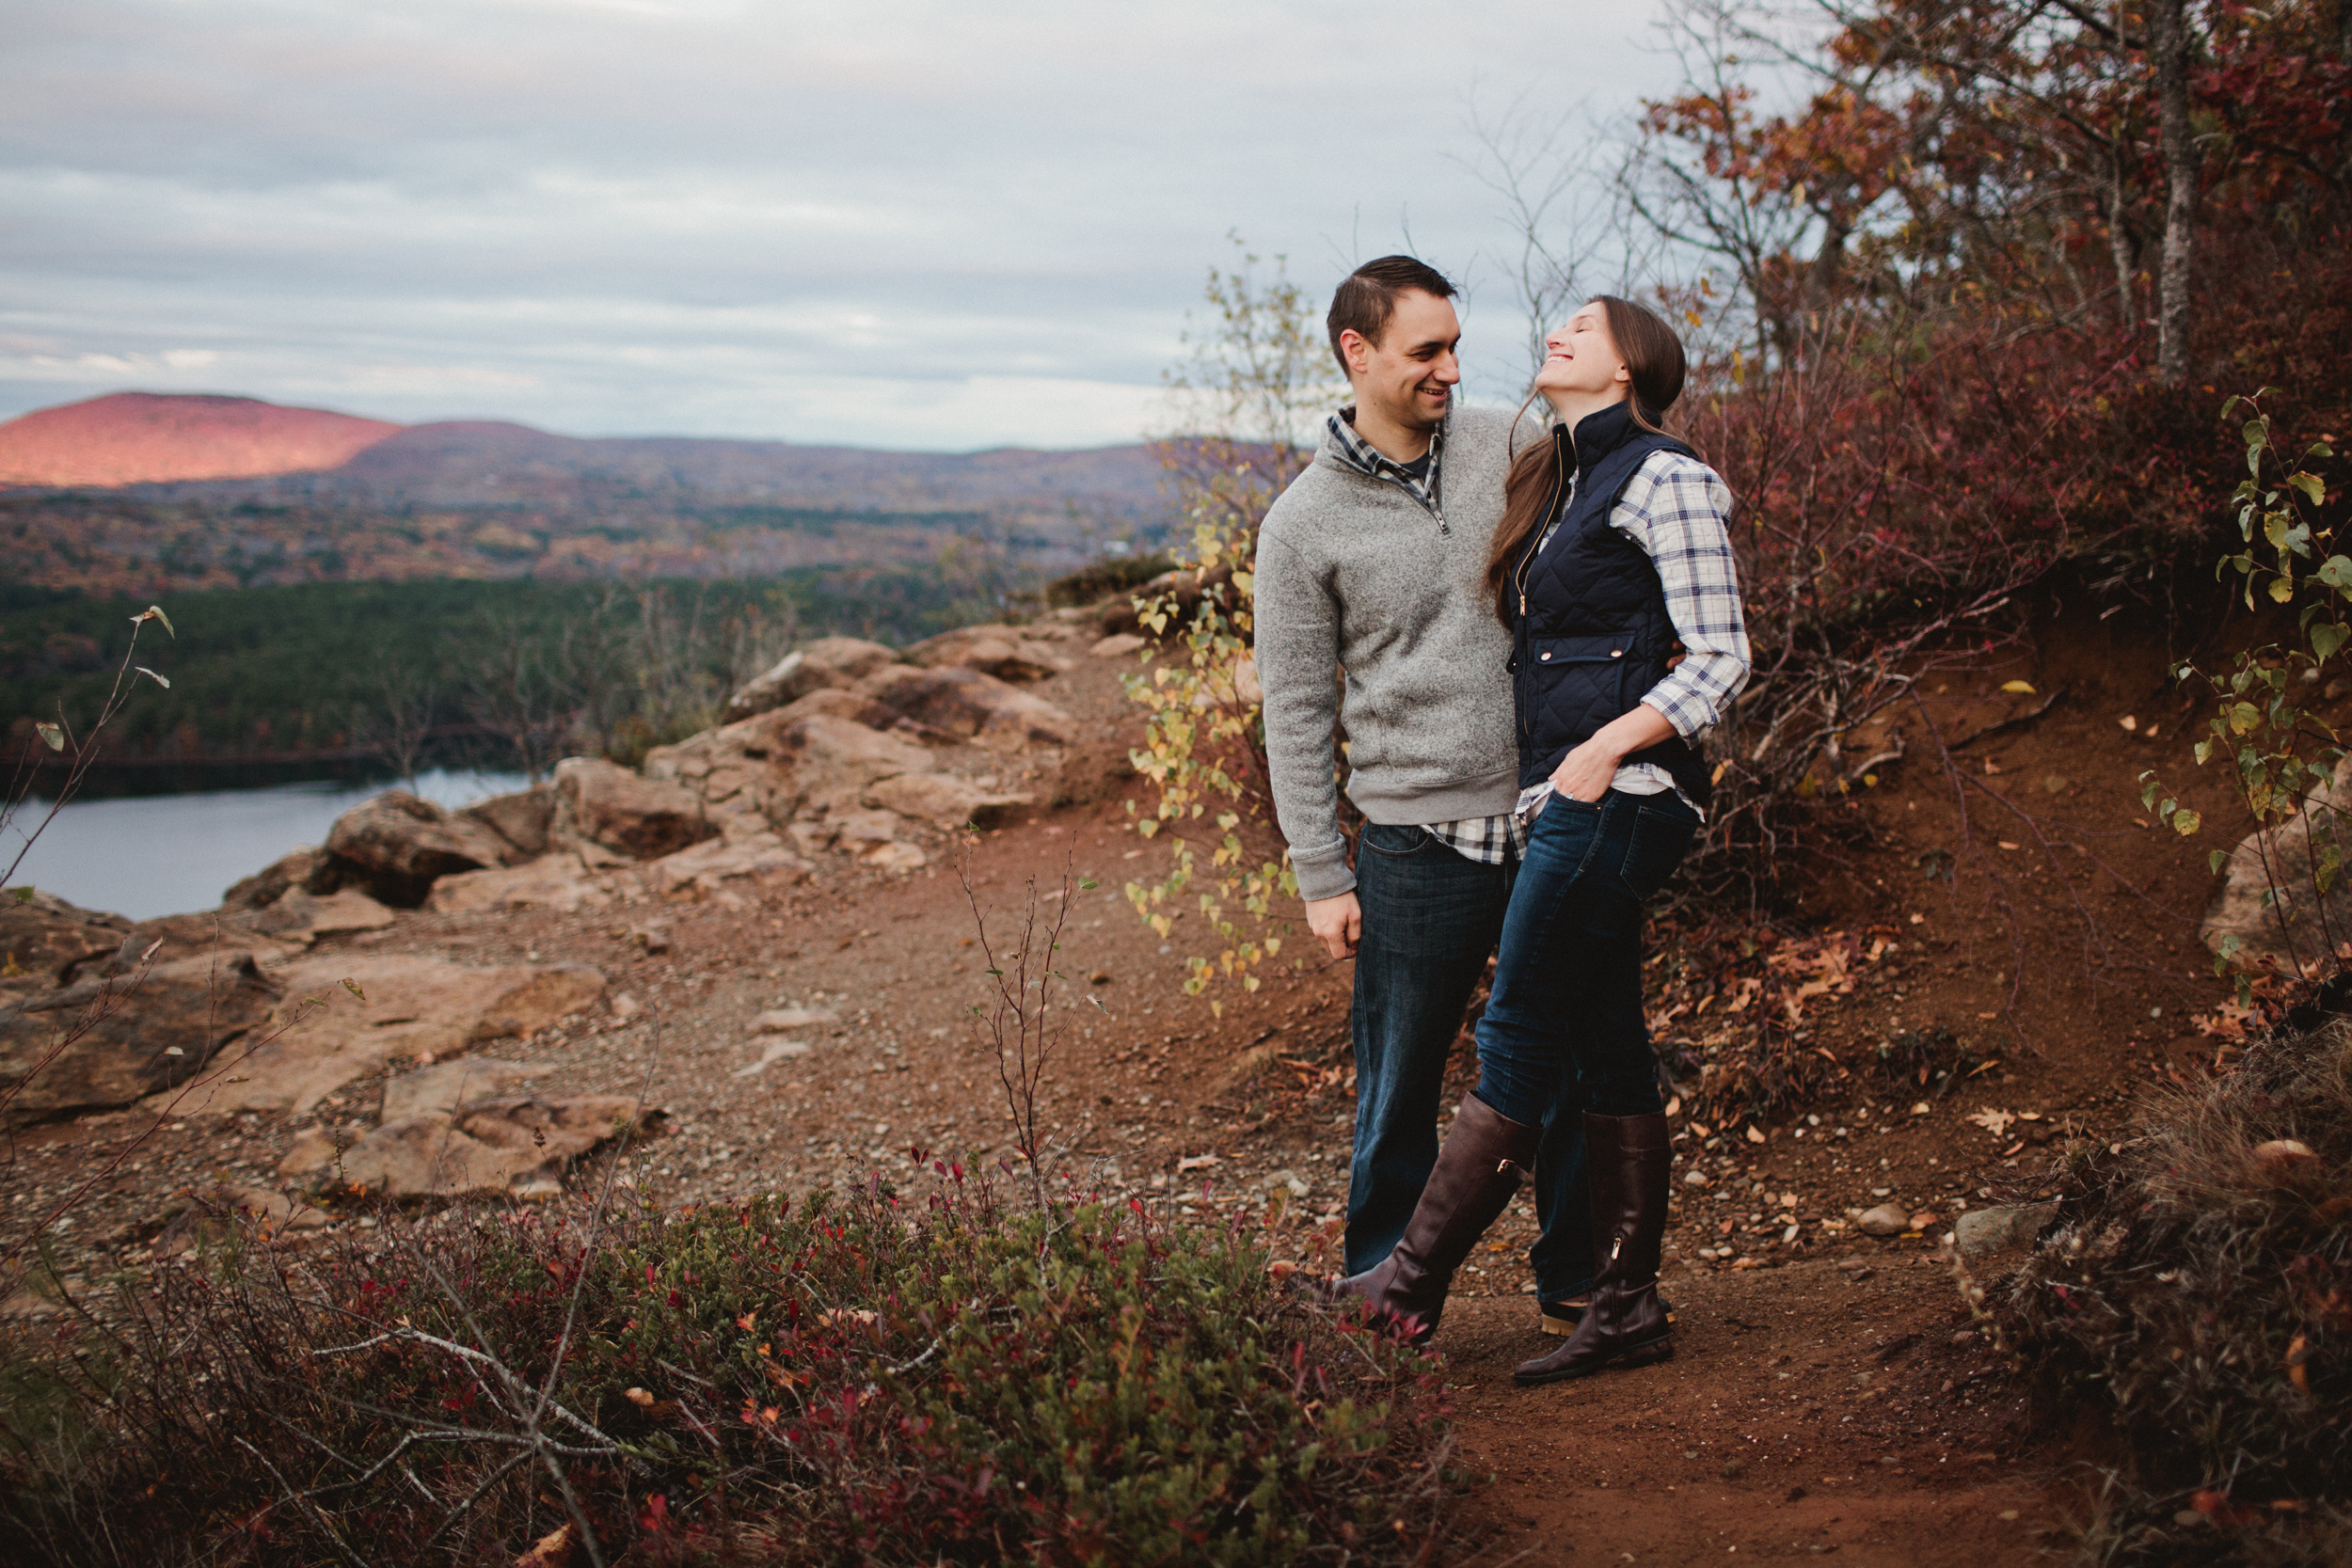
[{"xmin": 6, "ymin": 600, "xmax": 2279, "ymax": 1561}]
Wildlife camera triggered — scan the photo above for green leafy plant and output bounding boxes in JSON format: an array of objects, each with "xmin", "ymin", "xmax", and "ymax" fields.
[
  {"xmin": 0, "ymin": 1174, "xmax": 1469, "ymax": 1566},
  {"xmin": 1122, "ymin": 240, "xmax": 1342, "ymax": 1011},
  {"xmin": 2140, "ymin": 391, "xmax": 2342, "ymax": 994}
]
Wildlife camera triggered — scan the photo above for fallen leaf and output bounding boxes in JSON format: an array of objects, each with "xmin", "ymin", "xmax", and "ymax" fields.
[
  {"xmin": 1178, "ymin": 1153, "xmax": 1221, "ymax": 1172},
  {"xmin": 1968, "ymin": 1109, "xmax": 2016, "ymax": 1135},
  {"xmin": 1745, "ymin": 1125, "xmax": 1768, "ymax": 1145},
  {"xmin": 2001, "ymin": 680, "xmax": 2037, "ymax": 694}
]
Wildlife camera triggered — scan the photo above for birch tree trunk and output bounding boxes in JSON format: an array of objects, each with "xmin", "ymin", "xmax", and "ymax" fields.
[{"xmin": 2150, "ymin": 0, "xmax": 2199, "ymax": 386}]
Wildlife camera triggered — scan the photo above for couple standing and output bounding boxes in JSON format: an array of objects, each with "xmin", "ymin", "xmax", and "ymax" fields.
[{"xmin": 1253, "ymin": 256, "xmax": 1750, "ymax": 1386}]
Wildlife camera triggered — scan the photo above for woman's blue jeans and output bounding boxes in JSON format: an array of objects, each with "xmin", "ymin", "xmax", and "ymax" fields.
[
  {"xmin": 1346, "ymin": 821, "xmax": 1594, "ymax": 1301},
  {"xmin": 1472, "ymin": 788, "xmax": 1698, "ymax": 1136}
]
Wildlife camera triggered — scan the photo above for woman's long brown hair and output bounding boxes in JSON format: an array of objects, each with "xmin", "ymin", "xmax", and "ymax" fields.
[{"xmin": 1482, "ymin": 295, "xmax": 1690, "ymax": 626}]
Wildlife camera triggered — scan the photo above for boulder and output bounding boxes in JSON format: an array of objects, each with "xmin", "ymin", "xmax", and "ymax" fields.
[
  {"xmin": 326, "ymin": 1096, "xmax": 655, "ymax": 1199},
  {"xmin": 170, "ymin": 954, "xmax": 606, "ymax": 1116},
  {"xmin": 459, "ymin": 786, "xmax": 554, "ymax": 859},
  {"xmin": 0, "ymin": 893, "xmax": 132, "ymax": 991},
  {"xmin": 864, "ymin": 772, "xmax": 1032, "ymax": 830},
  {"xmin": 642, "ymin": 833, "xmax": 812, "ymax": 896},
  {"xmin": 0, "ymin": 953, "xmax": 279, "ymax": 1120},
  {"xmin": 722, "ymin": 637, "xmax": 900, "ymax": 722},
  {"xmin": 864, "ymin": 667, "xmax": 1076, "ymax": 747},
  {"xmin": 326, "ymin": 791, "xmax": 515, "ymax": 906},
  {"xmin": 1952, "ymin": 1201, "xmax": 2058, "ymax": 1265},
  {"xmin": 379, "ymin": 1056, "xmax": 556, "ymax": 1122},
  {"xmin": 426, "ymin": 858, "xmax": 614, "ymax": 914},
  {"xmin": 1089, "ymin": 633, "xmax": 1147, "ymax": 658},
  {"xmin": 778, "ymin": 715, "xmax": 935, "ymax": 814},
  {"xmin": 222, "ymin": 846, "xmax": 340, "ymax": 911},
  {"xmin": 551, "ymin": 757, "xmax": 716, "ymax": 861},
  {"xmin": 2203, "ymin": 761, "xmax": 2352, "ymax": 960},
  {"xmin": 902, "ymin": 626, "xmax": 1066, "ymax": 682},
  {"xmin": 242, "ymin": 889, "xmax": 399, "ymax": 944}
]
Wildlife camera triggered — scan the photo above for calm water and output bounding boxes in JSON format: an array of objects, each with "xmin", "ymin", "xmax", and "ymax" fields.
[{"xmin": 3, "ymin": 769, "xmax": 531, "ymax": 921}]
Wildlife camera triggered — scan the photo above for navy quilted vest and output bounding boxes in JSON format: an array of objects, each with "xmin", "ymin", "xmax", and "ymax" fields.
[{"xmin": 1506, "ymin": 402, "xmax": 1711, "ymax": 807}]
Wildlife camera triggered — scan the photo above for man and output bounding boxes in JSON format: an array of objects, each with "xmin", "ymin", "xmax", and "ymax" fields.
[{"xmin": 1253, "ymin": 255, "xmax": 1593, "ymax": 1333}]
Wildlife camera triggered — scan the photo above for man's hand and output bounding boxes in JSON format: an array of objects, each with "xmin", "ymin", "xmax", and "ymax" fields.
[{"xmin": 1306, "ymin": 892, "xmax": 1362, "ymax": 960}]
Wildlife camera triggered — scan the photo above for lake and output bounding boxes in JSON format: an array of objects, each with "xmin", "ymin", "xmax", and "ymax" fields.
[{"xmin": 3, "ymin": 769, "xmax": 532, "ymax": 921}]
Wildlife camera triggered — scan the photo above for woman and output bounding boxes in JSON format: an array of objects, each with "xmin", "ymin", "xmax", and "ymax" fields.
[{"xmin": 1332, "ymin": 296, "xmax": 1750, "ymax": 1386}]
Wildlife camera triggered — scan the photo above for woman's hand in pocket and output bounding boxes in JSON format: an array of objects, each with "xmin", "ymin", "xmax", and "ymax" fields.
[
  {"xmin": 1550, "ymin": 704, "xmax": 1679, "ymax": 801},
  {"xmin": 1548, "ymin": 736, "xmax": 1622, "ymax": 803}
]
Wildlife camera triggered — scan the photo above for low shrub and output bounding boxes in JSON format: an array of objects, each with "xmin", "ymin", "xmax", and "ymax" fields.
[
  {"xmin": 1043, "ymin": 554, "xmax": 1176, "ymax": 610},
  {"xmin": 0, "ymin": 1170, "xmax": 1466, "ymax": 1566},
  {"xmin": 1985, "ymin": 1017, "xmax": 2352, "ymax": 1564}
]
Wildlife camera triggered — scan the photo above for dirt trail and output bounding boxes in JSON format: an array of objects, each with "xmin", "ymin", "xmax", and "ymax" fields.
[{"xmin": 8, "ymin": 603, "xmax": 2269, "ymax": 1560}]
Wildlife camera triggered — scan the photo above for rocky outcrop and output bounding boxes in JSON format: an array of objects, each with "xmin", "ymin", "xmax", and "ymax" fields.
[
  {"xmin": 222, "ymin": 847, "xmax": 338, "ymax": 911},
  {"xmin": 863, "ymin": 666, "xmax": 1076, "ymax": 748},
  {"xmin": 641, "ymin": 833, "xmax": 812, "ymax": 896},
  {"xmin": 551, "ymin": 756, "xmax": 716, "ymax": 861},
  {"xmin": 426, "ymin": 857, "xmax": 615, "ymax": 914},
  {"xmin": 723, "ymin": 636, "xmax": 900, "ymax": 722},
  {"xmin": 2201, "ymin": 763, "xmax": 2352, "ymax": 962},
  {"xmin": 459, "ymin": 786, "xmax": 554, "ymax": 859},
  {"xmin": 301, "ymin": 1096, "xmax": 657, "ymax": 1199},
  {"xmin": 0, "ymin": 893, "xmax": 132, "ymax": 994},
  {"xmin": 326, "ymin": 791, "xmax": 516, "ymax": 907},
  {"xmin": 174, "ymin": 954, "xmax": 606, "ymax": 1116},
  {"xmin": 0, "ymin": 953, "xmax": 279, "ymax": 1120},
  {"xmin": 865, "ymin": 771, "xmax": 1031, "ymax": 830},
  {"xmin": 902, "ymin": 625, "xmax": 1068, "ymax": 682}
]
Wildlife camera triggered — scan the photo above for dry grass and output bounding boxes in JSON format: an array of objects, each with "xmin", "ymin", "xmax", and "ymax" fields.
[{"xmin": 1988, "ymin": 1015, "xmax": 2352, "ymax": 1563}]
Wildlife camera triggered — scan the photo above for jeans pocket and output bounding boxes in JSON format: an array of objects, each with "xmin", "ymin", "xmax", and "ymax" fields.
[
  {"xmin": 1361, "ymin": 823, "xmax": 1432, "ymax": 857},
  {"xmin": 1615, "ymin": 800, "xmax": 1697, "ymax": 901}
]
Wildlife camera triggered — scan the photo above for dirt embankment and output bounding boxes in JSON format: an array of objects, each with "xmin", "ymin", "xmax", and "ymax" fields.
[{"xmin": 1, "ymin": 596, "xmax": 2278, "ymax": 1563}]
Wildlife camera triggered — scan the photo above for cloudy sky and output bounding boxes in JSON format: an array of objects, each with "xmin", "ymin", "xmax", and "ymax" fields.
[{"xmin": 1, "ymin": 0, "xmax": 1683, "ymax": 451}]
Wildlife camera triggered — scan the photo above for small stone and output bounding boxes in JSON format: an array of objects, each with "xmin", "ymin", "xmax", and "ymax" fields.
[
  {"xmin": 754, "ymin": 1006, "xmax": 837, "ymax": 1032},
  {"xmin": 1089, "ymin": 633, "xmax": 1147, "ymax": 658},
  {"xmin": 1683, "ymin": 1170, "xmax": 1709, "ymax": 1187},
  {"xmin": 610, "ymin": 993, "xmax": 643, "ymax": 1022},
  {"xmin": 2041, "ymin": 773, "xmax": 2071, "ymax": 794},
  {"xmin": 1950, "ymin": 1331, "xmax": 1977, "ymax": 1347},
  {"xmin": 1720, "ymin": 1459, "xmax": 1746, "ymax": 1480},
  {"xmin": 1907, "ymin": 1211, "xmax": 1938, "ymax": 1231},
  {"xmin": 1856, "ymin": 1203, "xmax": 1911, "ymax": 1236},
  {"xmin": 628, "ymin": 927, "xmax": 670, "ymax": 955},
  {"xmin": 1263, "ymin": 1169, "xmax": 1311, "ymax": 1198},
  {"xmin": 1953, "ymin": 1201, "xmax": 2058, "ymax": 1262}
]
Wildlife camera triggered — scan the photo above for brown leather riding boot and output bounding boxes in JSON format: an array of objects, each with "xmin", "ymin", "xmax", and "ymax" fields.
[
  {"xmin": 1329, "ymin": 1096, "xmax": 1537, "ymax": 1345},
  {"xmin": 1514, "ymin": 1112, "xmax": 1674, "ymax": 1385}
]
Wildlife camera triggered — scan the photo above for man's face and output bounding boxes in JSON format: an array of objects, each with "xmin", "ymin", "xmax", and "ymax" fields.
[{"xmin": 1341, "ymin": 290, "xmax": 1461, "ymax": 433}]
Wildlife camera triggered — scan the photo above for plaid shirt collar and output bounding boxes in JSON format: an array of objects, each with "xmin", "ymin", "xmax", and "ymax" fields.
[{"xmin": 1326, "ymin": 404, "xmax": 1449, "ymax": 512}]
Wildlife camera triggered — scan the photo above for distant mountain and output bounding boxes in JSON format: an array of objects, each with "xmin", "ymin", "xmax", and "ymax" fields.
[
  {"xmin": 0, "ymin": 392, "xmax": 400, "ymax": 487},
  {"xmin": 0, "ymin": 392, "xmax": 1169, "ymax": 515},
  {"xmin": 0, "ymin": 393, "xmax": 1178, "ymax": 597}
]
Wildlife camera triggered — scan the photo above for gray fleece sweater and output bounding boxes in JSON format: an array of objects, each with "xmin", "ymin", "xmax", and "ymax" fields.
[{"xmin": 1254, "ymin": 404, "xmax": 1523, "ymax": 902}]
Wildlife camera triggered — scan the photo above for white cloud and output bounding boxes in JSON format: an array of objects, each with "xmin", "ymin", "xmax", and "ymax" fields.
[{"xmin": 0, "ymin": 0, "xmax": 1679, "ymax": 447}]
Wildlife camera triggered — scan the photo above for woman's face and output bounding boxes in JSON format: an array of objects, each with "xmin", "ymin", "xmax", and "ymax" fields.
[{"xmin": 1534, "ymin": 302, "xmax": 1631, "ymax": 408}]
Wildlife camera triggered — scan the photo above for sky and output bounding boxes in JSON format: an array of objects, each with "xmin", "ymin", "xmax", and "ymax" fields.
[{"xmin": 0, "ymin": 0, "xmax": 1684, "ymax": 451}]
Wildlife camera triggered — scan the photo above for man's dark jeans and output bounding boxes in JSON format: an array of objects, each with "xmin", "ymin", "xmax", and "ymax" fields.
[{"xmin": 1345, "ymin": 822, "xmax": 1595, "ymax": 1301}]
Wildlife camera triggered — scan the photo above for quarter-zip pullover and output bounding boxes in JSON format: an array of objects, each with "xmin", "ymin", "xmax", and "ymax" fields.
[{"xmin": 1256, "ymin": 403, "xmax": 1531, "ymax": 902}]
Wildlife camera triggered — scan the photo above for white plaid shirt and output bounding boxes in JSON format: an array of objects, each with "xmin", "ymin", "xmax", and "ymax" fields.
[{"xmin": 1516, "ymin": 447, "xmax": 1750, "ymax": 822}]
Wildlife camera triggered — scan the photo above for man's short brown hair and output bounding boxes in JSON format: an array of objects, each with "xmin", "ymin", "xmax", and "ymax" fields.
[{"xmin": 1327, "ymin": 256, "xmax": 1458, "ymax": 376}]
